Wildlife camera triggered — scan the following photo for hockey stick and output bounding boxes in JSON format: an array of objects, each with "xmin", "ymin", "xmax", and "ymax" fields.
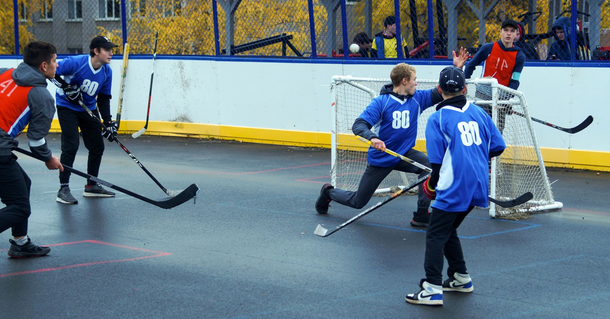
[
  {"xmin": 14, "ymin": 148, "xmax": 199, "ymax": 209},
  {"xmin": 314, "ymin": 173, "xmax": 430, "ymax": 237},
  {"xmin": 78, "ymin": 100, "xmax": 185, "ymax": 196},
  {"xmin": 132, "ymin": 31, "xmax": 158, "ymax": 139},
  {"xmin": 511, "ymin": 111, "xmax": 593, "ymax": 134},
  {"xmin": 489, "ymin": 192, "xmax": 533, "ymax": 208},
  {"xmin": 115, "ymin": 43, "xmax": 129, "ymax": 130},
  {"xmin": 358, "ymin": 136, "xmax": 432, "ymax": 172}
]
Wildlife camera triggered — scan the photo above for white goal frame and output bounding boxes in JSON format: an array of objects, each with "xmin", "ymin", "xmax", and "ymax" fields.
[{"xmin": 330, "ymin": 75, "xmax": 563, "ymax": 218}]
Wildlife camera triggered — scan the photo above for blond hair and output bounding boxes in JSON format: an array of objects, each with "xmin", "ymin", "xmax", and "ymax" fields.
[{"xmin": 390, "ymin": 63, "xmax": 416, "ymax": 87}]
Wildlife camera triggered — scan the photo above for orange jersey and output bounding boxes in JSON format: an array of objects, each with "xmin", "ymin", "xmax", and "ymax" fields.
[
  {"xmin": 483, "ymin": 42, "xmax": 518, "ymax": 86},
  {"xmin": 0, "ymin": 69, "xmax": 34, "ymax": 137}
]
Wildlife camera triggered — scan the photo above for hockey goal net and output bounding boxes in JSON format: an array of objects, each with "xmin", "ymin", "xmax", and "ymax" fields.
[{"xmin": 330, "ymin": 75, "xmax": 562, "ymax": 218}]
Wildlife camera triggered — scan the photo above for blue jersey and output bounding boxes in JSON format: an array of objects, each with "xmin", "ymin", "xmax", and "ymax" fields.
[
  {"xmin": 425, "ymin": 102, "xmax": 506, "ymax": 211},
  {"xmin": 55, "ymin": 55, "xmax": 113, "ymax": 112},
  {"xmin": 359, "ymin": 89, "xmax": 434, "ymax": 167}
]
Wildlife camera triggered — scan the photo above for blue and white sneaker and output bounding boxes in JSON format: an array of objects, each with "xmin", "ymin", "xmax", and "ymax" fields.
[
  {"xmin": 443, "ymin": 272, "xmax": 474, "ymax": 292},
  {"xmin": 443, "ymin": 272, "xmax": 473, "ymax": 293},
  {"xmin": 405, "ymin": 280, "xmax": 443, "ymax": 306}
]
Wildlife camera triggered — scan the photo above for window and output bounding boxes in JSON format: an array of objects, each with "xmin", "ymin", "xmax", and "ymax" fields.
[
  {"xmin": 68, "ymin": 0, "xmax": 82, "ymax": 20},
  {"xmin": 163, "ymin": 0, "xmax": 182, "ymax": 18},
  {"xmin": 99, "ymin": 0, "xmax": 120, "ymax": 19},
  {"xmin": 42, "ymin": 0, "xmax": 53, "ymax": 20},
  {"xmin": 18, "ymin": 2, "xmax": 28, "ymax": 21},
  {"xmin": 130, "ymin": 0, "xmax": 146, "ymax": 18}
]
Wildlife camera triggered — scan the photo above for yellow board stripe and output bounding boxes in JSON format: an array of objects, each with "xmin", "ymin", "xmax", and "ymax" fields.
[{"xmin": 44, "ymin": 119, "xmax": 610, "ymax": 172}]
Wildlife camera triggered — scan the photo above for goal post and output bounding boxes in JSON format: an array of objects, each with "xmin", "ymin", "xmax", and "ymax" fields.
[{"xmin": 329, "ymin": 75, "xmax": 562, "ymax": 219}]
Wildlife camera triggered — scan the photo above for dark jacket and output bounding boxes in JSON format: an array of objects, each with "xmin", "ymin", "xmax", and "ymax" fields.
[{"xmin": 547, "ymin": 17, "xmax": 573, "ymax": 61}]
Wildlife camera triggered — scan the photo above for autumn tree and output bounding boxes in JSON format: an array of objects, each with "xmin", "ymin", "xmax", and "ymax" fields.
[{"xmin": 0, "ymin": 0, "xmax": 40, "ymax": 54}]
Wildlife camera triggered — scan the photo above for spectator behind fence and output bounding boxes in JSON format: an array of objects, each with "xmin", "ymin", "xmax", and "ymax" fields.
[
  {"xmin": 514, "ymin": 22, "xmax": 540, "ymax": 60},
  {"xmin": 371, "ymin": 16, "xmax": 408, "ymax": 58},
  {"xmin": 547, "ymin": 17, "xmax": 572, "ymax": 61},
  {"xmin": 353, "ymin": 32, "xmax": 373, "ymax": 58}
]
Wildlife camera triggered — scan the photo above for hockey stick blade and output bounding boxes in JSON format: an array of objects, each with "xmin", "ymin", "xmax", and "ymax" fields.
[
  {"xmin": 563, "ymin": 115, "xmax": 593, "ymax": 134},
  {"xmin": 512, "ymin": 111, "xmax": 593, "ymax": 134},
  {"xmin": 313, "ymin": 224, "xmax": 329, "ymax": 237},
  {"xmin": 314, "ymin": 173, "xmax": 430, "ymax": 238},
  {"xmin": 15, "ymin": 148, "xmax": 199, "ymax": 209},
  {"xmin": 132, "ymin": 127, "xmax": 146, "ymax": 139},
  {"xmin": 489, "ymin": 192, "xmax": 533, "ymax": 208}
]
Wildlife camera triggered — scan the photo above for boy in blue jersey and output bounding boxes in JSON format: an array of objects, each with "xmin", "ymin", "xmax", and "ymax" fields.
[
  {"xmin": 315, "ymin": 52, "xmax": 469, "ymax": 227},
  {"xmin": 54, "ymin": 36, "xmax": 119, "ymax": 204},
  {"xmin": 405, "ymin": 67, "xmax": 506, "ymax": 306}
]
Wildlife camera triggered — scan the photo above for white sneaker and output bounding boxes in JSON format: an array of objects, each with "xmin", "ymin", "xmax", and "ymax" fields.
[
  {"xmin": 442, "ymin": 272, "xmax": 474, "ymax": 292},
  {"xmin": 405, "ymin": 280, "xmax": 443, "ymax": 306}
]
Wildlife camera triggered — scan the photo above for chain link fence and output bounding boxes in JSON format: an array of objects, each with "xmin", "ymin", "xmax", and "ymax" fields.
[{"xmin": 0, "ymin": 0, "xmax": 608, "ymax": 61}]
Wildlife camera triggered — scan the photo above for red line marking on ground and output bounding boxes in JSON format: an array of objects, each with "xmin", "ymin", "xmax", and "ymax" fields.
[{"xmin": 0, "ymin": 240, "xmax": 171, "ymax": 278}]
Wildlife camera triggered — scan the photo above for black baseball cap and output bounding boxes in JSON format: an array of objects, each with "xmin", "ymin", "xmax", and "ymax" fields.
[
  {"xmin": 89, "ymin": 36, "xmax": 119, "ymax": 50},
  {"xmin": 439, "ymin": 66, "xmax": 465, "ymax": 93},
  {"xmin": 501, "ymin": 19, "xmax": 519, "ymax": 30}
]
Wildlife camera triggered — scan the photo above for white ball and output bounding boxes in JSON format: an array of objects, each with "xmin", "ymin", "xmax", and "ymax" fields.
[{"xmin": 349, "ymin": 43, "xmax": 360, "ymax": 54}]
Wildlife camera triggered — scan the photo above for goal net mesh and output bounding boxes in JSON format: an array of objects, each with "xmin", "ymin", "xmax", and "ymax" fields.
[{"xmin": 330, "ymin": 76, "xmax": 562, "ymax": 218}]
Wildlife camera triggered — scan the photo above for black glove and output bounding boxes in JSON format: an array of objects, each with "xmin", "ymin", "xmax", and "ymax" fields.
[
  {"xmin": 64, "ymin": 85, "xmax": 82, "ymax": 105},
  {"xmin": 102, "ymin": 120, "xmax": 118, "ymax": 142}
]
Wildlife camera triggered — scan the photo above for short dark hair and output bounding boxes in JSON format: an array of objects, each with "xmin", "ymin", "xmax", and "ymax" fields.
[
  {"xmin": 384, "ymin": 16, "xmax": 396, "ymax": 27},
  {"xmin": 353, "ymin": 32, "xmax": 372, "ymax": 45},
  {"xmin": 23, "ymin": 41, "xmax": 57, "ymax": 69}
]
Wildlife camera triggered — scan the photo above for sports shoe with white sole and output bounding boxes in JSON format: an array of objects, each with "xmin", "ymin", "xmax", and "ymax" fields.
[
  {"xmin": 56, "ymin": 187, "xmax": 78, "ymax": 205},
  {"xmin": 405, "ymin": 279, "xmax": 443, "ymax": 306},
  {"xmin": 8, "ymin": 238, "xmax": 51, "ymax": 258},
  {"xmin": 83, "ymin": 184, "xmax": 115, "ymax": 198},
  {"xmin": 443, "ymin": 272, "xmax": 473, "ymax": 293}
]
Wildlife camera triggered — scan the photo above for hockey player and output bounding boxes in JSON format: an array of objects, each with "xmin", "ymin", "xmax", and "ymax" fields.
[
  {"xmin": 405, "ymin": 66, "xmax": 506, "ymax": 306},
  {"xmin": 54, "ymin": 35, "xmax": 119, "ymax": 205},
  {"xmin": 315, "ymin": 48, "xmax": 469, "ymax": 227},
  {"xmin": 0, "ymin": 41, "xmax": 63, "ymax": 257},
  {"xmin": 463, "ymin": 19, "xmax": 525, "ymax": 132}
]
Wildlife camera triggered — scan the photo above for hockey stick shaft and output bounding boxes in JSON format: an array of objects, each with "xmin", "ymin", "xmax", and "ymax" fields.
[
  {"xmin": 358, "ymin": 137, "xmax": 432, "ymax": 173},
  {"xmin": 511, "ymin": 110, "xmax": 593, "ymax": 134},
  {"xmin": 132, "ymin": 31, "xmax": 158, "ymax": 139},
  {"xmin": 314, "ymin": 173, "xmax": 430, "ymax": 237},
  {"xmin": 489, "ymin": 192, "xmax": 533, "ymax": 208},
  {"xmin": 77, "ymin": 100, "xmax": 180, "ymax": 196},
  {"xmin": 14, "ymin": 148, "xmax": 199, "ymax": 209},
  {"xmin": 115, "ymin": 43, "xmax": 129, "ymax": 130}
]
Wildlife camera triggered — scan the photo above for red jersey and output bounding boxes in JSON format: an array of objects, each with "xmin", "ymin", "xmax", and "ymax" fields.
[
  {"xmin": 0, "ymin": 69, "xmax": 34, "ymax": 138},
  {"xmin": 483, "ymin": 42, "xmax": 518, "ymax": 86}
]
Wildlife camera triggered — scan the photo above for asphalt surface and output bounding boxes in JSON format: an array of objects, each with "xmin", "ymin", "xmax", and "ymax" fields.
[{"xmin": 1, "ymin": 133, "xmax": 609, "ymax": 319}]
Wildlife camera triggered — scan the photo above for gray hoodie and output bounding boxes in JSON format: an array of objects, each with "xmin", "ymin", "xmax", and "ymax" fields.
[{"xmin": 0, "ymin": 63, "xmax": 56, "ymax": 161}]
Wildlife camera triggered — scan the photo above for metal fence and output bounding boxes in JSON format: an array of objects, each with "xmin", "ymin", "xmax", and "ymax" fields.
[{"xmin": 2, "ymin": 0, "xmax": 609, "ymax": 61}]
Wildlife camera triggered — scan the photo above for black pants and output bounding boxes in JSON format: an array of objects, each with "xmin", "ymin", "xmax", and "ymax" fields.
[
  {"xmin": 328, "ymin": 148, "xmax": 431, "ymax": 215},
  {"xmin": 0, "ymin": 154, "xmax": 30, "ymax": 237},
  {"xmin": 424, "ymin": 207, "xmax": 474, "ymax": 285},
  {"xmin": 57, "ymin": 106, "xmax": 105, "ymax": 186}
]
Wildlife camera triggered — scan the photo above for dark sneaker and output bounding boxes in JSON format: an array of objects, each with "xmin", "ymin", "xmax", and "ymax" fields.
[
  {"xmin": 410, "ymin": 211, "xmax": 430, "ymax": 227},
  {"xmin": 8, "ymin": 238, "xmax": 51, "ymax": 258},
  {"xmin": 442, "ymin": 272, "xmax": 473, "ymax": 293},
  {"xmin": 83, "ymin": 184, "xmax": 115, "ymax": 198},
  {"xmin": 406, "ymin": 279, "xmax": 443, "ymax": 306},
  {"xmin": 315, "ymin": 183, "xmax": 334, "ymax": 214},
  {"xmin": 56, "ymin": 187, "xmax": 78, "ymax": 205}
]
